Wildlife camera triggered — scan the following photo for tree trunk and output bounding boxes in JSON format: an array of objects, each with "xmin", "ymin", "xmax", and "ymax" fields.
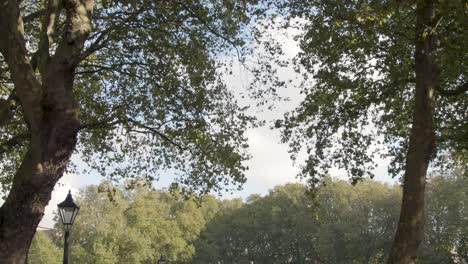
[
  {"xmin": 387, "ymin": 0, "xmax": 437, "ymax": 263},
  {"xmin": 0, "ymin": 130, "xmax": 79, "ymax": 263},
  {"xmin": 0, "ymin": 77, "xmax": 80, "ymax": 263},
  {"xmin": 0, "ymin": 0, "xmax": 93, "ymax": 262}
]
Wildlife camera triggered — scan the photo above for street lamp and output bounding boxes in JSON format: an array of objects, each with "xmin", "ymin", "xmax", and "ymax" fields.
[
  {"xmin": 157, "ymin": 255, "xmax": 165, "ymax": 263},
  {"xmin": 57, "ymin": 190, "xmax": 80, "ymax": 264}
]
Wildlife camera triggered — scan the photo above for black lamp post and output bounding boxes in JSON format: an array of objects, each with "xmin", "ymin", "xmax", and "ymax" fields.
[
  {"xmin": 57, "ymin": 190, "xmax": 80, "ymax": 264},
  {"xmin": 157, "ymin": 255, "xmax": 166, "ymax": 263}
]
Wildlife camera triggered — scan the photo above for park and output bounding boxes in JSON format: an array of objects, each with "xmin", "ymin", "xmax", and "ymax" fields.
[{"xmin": 0, "ymin": 0, "xmax": 466, "ymax": 263}]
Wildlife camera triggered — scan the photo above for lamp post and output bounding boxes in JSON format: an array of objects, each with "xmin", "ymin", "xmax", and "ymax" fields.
[
  {"xmin": 57, "ymin": 190, "xmax": 80, "ymax": 264},
  {"xmin": 157, "ymin": 255, "xmax": 165, "ymax": 263}
]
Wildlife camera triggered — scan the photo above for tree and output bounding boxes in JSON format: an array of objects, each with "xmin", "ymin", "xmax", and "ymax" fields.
[
  {"xmin": 27, "ymin": 174, "xmax": 464, "ymax": 263},
  {"xmin": 28, "ymin": 230, "xmax": 61, "ymax": 264},
  {"xmin": 314, "ymin": 180, "xmax": 401, "ymax": 263},
  {"xmin": 270, "ymin": 0, "xmax": 466, "ymax": 262},
  {"xmin": 0, "ymin": 0, "xmax": 256, "ymax": 262},
  {"xmin": 193, "ymin": 180, "xmax": 402, "ymax": 263},
  {"xmin": 419, "ymin": 172, "xmax": 468, "ymax": 263},
  {"xmin": 51, "ymin": 182, "xmax": 221, "ymax": 263},
  {"xmin": 192, "ymin": 198, "xmax": 246, "ymax": 264}
]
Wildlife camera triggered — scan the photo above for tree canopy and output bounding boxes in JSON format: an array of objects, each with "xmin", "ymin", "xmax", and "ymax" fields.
[
  {"xmin": 54, "ymin": 182, "xmax": 218, "ymax": 263},
  {"xmin": 0, "ymin": 1, "xmax": 263, "ymax": 260},
  {"xmin": 257, "ymin": 1, "xmax": 467, "ymax": 260},
  {"xmin": 29, "ymin": 173, "xmax": 467, "ymax": 263},
  {"xmin": 1, "ymin": 0, "xmax": 466, "ymax": 262},
  {"xmin": 28, "ymin": 230, "xmax": 61, "ymax": 264},
  {"xmin": 266, "ymin": 0, "xmax": 467, "ymax": 184},
  {"xmin": 0, "ymin": 0, "xmax": 260, "ymax": 197}
]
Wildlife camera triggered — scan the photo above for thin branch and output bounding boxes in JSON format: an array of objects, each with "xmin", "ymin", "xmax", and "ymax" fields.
[
  {"xmin": 77, "ymin": 63, "xmax": 148, "ymax": 79},
  {"xmin": 79, "ymin": 30, "xmax": 111, "ymax": 61},
  {"xmin": 0, "ymin": 89, "xmax": 19, "ymax": 127},
  {"xmin": 79, "ymin": 104, "xmax": 127, "ymax": 130},
  {"xmin": 178, "ymin": 1, "xmax": 242, "ymax": 60},
  {"xmin": 23, "ymin": 9, "xmax": 47, "ymax": 24},
  {"xmin": 127, "ymin": 118, "xmax": 184, "ymax": 151},
  {"xmin": 0, "ymin": 133, "xmax": 29, "ymax": 156},
  {"xmin": 79, "ymin": 6, "xmax": 148, "ymax": 62},
  {"xmin": 74, "ymin": 69, "xmax": 104, "ymax": 75},
  {"xmin": 80, "ymin": 119, "xmax": 121, "ymax": 130},
  {"xmin": 436, "ymin": 82, "xmax": 467, "ymax": 97}
]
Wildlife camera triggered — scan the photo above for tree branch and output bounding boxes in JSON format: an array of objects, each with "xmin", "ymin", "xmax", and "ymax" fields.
[
  {"xmin": 32, "ymin": 0, "xmax": 62, "ymax": 73},
  {"xmin": 79, "ymin": 30, "xmax": 111, "ymax": 61},
  {"xmin": 79, "ymin": 7, "xmax": 148, "ymax": 63},
  {"xmin": 77, "ymin": 63, "xmax": 148, "ymax": 79},
  {"xmin": 436, "ymin": 82, "xmax": 468, "ymax": 97},
  {"xmin": 0, "ymin": 89, "xmax": 19, "ymax": 127},
  {"xmin": 178, "ymin": 1, "xmax": 242, "ymax": 59},
  {"xmin": 127, "ymin": 118, "xmax": 184, "ymax": 151},
  {"xmin": 51, "ymin": 0, "xmax": 94, "ymax": 68},
  {"xmin": 80, "ymin": 119, "xmax": 121, "ymax": 130},
  {"xmin": 80, "ymin": 114, "xmax": 185, "ymax": 151},
  {"xmin": 0, "ymin": 0, "xmax": 43, "ymax": 130},
  {"xmin": 0, "ymin": 133, "xmax": 29, "ymax": 156},
  {"xmin": 79, "ymin": 105, "xmax": 127, "ymax": 130},
  {"xmin": 23, "ymin": 9, "xmax": 47, "ymax": 24}
]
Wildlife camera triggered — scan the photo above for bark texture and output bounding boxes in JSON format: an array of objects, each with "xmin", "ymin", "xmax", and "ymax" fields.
[
  {"xmin": 0, "ymin": 0, "xmax": 94, "ymax": 263},
  {"xmin": 387, "ymin": 0, "xmax": 437, "ymax": 263}
]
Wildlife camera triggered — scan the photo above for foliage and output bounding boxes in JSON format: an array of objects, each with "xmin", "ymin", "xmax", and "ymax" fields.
[
  {"xmin": 29, "ymin": 173, "xmax": 466, "ymax": 263},
  {"xmin": 28, "ymin": 230, "xmax": 61, "ymax": 264},
  {"xmin": 263, "ymin": 0, "xmax": 468, "ymax": 185},
  {"xmin": 52, "ymin": 182, "xmax": 220, "ymax": 263},
  {"xmin": 419, "ymin": 170, "xmax": 468, "ymax": 263},
  {"xmin": 0, "ymin": 0, "xmax": 262, "ymax": 196},
  {"xmin": 193, "ymin": 180, "xmax": 401, "ymax": 263}
]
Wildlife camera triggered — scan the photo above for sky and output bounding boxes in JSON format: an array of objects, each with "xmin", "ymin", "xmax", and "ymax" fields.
[
  {"xmin": 37, "ymin": 23, "xmax": 398, "ymax": 229},
  {"xmin": 40, "ymin": 102, "xmax": 396, "ymax": 229}
]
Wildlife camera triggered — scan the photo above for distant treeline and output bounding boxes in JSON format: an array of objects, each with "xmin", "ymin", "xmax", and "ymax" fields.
[{"xmin": 29, "ymin": 173, "xmax": 467, "ymax": 264}]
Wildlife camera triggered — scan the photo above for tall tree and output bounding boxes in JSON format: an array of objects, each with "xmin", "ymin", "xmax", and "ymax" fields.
[
  {"xmin": 270, "ymin": 0, "xmax": 466, "ymax": 262},
  {"xmin": 193, "ymin": 180, "xmax": 402, "ymax": 263},
  {"xmin": 27, "ymin": 174, "xmax": 465, "ymax": 263},
  {"xmin": 0, "ymin": 0, "xmax": 255, "ymax": 262},
  {"xmin": 51, "ymin": 182, "xmax": 219, "ymax": 263},
  {"xmin": 420, "ymin": 172, "xmax": 468, "ymax": 263},
  {"xmin": 28, "ymin": 230, "xmax": 61, "ymax": 264}
]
